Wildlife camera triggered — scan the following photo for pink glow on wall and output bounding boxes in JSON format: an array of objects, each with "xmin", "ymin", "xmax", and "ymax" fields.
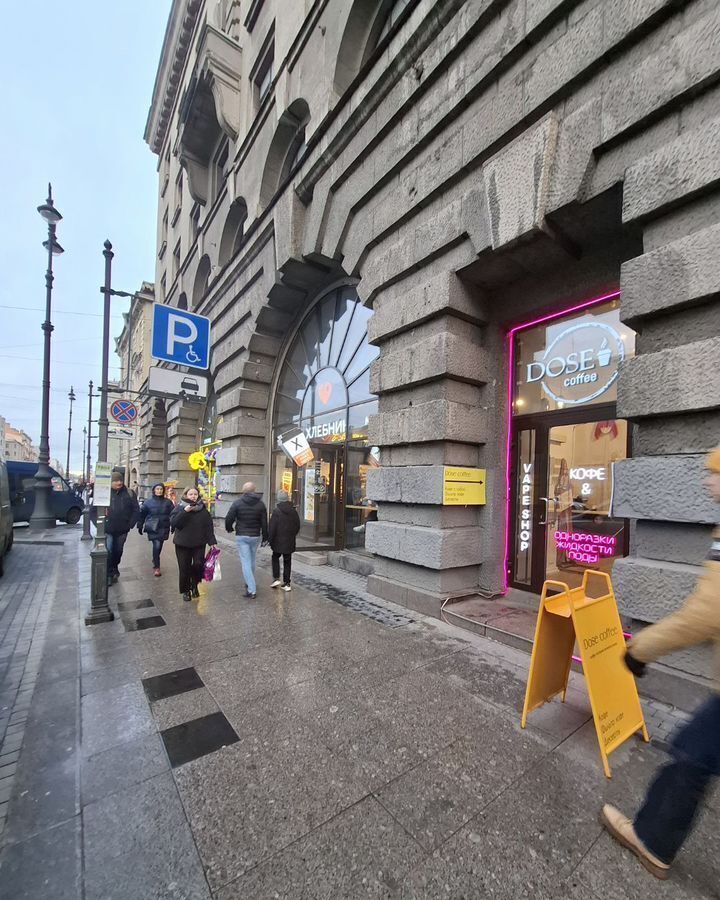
[{"xmin": 502, "ymin": 290, "xmax": 621, "ymax": 593}]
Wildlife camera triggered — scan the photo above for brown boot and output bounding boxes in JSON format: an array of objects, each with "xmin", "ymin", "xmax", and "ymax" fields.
[{"xmin": 601, "ymin": 804, "xmax": 670, "ymax": 880}]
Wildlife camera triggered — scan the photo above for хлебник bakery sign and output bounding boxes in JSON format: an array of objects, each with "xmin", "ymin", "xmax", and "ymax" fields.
[{"xmin": 525, "ymin": 320, "xmax": 626, "ymax": 406}]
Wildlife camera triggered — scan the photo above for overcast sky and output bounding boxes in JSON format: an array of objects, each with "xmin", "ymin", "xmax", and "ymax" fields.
[{"xmin": 0, "ymin": 1, "xmax": 171, "ymax": 476}]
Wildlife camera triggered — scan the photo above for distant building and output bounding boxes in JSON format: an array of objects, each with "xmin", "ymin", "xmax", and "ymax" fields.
[
  {"xmin": 4, "ymin": 424, "xmax": 36, "ymax": 462},
  {"xmin": 0, "ymin": 415, "xmax": 6, "ymax": 460},
  {"xmin": 112, "ymin": 282, "xmax": 155, "ymax": 496}
]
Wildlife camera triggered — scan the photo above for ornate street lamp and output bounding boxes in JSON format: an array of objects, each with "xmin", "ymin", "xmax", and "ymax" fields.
[{"xmin": 29, "ymin": 184, "xmax": 64, "ymax": 530}]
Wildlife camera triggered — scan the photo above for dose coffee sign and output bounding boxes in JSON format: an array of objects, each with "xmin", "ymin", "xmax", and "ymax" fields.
[{"xmin": 525, "ymin": 320, "xmax": 626, "ymax": 406}]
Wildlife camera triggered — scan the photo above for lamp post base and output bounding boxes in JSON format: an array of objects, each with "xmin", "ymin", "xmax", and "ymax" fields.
[
  {"xmin": 85, "ymin": 526, "xmax": 113, "ymax": 626},
  {"xmin": 84, "ymin": 607, "xmax": 114, "ymax": 625},
  {"xmin": 80, "ymin": 506, "xmax": 92, "ymax": 541}
]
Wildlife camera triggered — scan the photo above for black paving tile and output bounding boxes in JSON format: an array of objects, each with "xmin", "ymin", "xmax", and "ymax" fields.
[
  {"xmin": 123, "ymin": 615, "xmax": 166, "ymax": 632},
  {"xmin": 160, "ymin": 711, "xmax": 239, "ymax": 768},
  {"xmin": 142, "ymin": 666, "xmax": 205, "ymax": 702},
  {"xmin": 117, "ymin": 598, "xmax": 155, "ymax": 612}
]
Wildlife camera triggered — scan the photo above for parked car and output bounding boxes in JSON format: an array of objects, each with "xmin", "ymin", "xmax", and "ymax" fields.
[
  {"xmin": 0, "ymin": 460, "xmax": 14, "ymax": 576},
  {"xmin": 6, "ymin": 461, "xmax": 84, "ymax": 525}
]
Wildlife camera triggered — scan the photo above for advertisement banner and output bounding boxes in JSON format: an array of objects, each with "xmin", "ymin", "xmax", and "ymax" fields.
[{"xmin": 93, "ymin": 462, "xmax": 113, "ymax": 507}]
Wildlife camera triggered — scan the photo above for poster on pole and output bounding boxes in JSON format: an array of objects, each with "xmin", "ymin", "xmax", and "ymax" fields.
[{"xmin": 93, "ymin": 462, "xmax": 113, "ymax": 507}]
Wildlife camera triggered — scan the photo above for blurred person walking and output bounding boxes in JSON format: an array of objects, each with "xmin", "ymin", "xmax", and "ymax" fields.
[
  {"xmin": 224, "ymin": 482, "xmax": 268, "ymax": 599},
  {"xmin": 170, "ymin": 486, "xmax": 217, "ymax": 602},
  {"xmin": 138, "ymin": 482, "xmax": 175, "ymax": 576},
  {"xmin": 268, "ymin": 490, "xmax": 300, "ymax": 592},
  {"xmin": 93, "ymin": 471, "xmax": 139, "ymax": 585},
  {"xmin": 601, "ymin": 447, "xmax": 720, "ymax": 879}
]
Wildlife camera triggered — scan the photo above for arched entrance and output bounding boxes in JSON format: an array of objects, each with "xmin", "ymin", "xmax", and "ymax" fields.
[{"xmin": 271, "ymin": 285, "xmax": 380, "ymax": 550}]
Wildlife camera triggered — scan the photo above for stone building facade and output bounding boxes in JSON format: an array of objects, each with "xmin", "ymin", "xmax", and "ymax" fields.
[{"xmin": 144, "ymin": 0, "xmax": 720, "ymax": 693}]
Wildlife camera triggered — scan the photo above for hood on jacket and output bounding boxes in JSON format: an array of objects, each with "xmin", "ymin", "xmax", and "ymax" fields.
[
  {"xmin": 241, "ymin": 492, "xmax": 263, "ymax": 505},
  {"xmin": 276, "ymin": 501, "xmax": 294, "ymax": 514},
  {"xmin": 151, "ymin": 482, "xmax": 166, "ymax": 495}
]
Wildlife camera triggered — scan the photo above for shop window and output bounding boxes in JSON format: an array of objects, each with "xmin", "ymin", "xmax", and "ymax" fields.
[
  {"xmin": 252, "ymin": 26, "xmax": 275, "ymax": 108},
  {"xmin": 272, "ymin": 287, "xmax": 379, "ymax": 551}
]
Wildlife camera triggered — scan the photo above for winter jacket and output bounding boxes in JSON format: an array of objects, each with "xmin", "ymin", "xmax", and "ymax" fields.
[
  {"xmin": 628, "ymin": 527, "xmax": 720, "ymax": 693},
  {"xmin": 268, "ymin": 501, "xmax": 301, "ymax": 554},
  {"xmin": 170, "ymin": 501, "xmax": 217, "ymax": 549},
  {"xmin": 138, "ymin": 494, "xmax": 175, "ymax": 541},
  {"xmin": 105, "ymin": 485, "xmax": 139, "ymax": 536},
  {"xmin": 225, "ymin": 493, "xmax": 268, "ymax": 540}
]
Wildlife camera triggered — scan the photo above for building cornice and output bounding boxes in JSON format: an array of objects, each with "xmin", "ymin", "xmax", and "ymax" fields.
[{"xmin": 144, "ymin": 0, "xmax": 203, "ymax": 156}]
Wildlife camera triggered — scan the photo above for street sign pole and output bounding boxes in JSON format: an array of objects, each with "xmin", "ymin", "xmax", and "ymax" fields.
[
  {"xmin": 81, "ymin": 380, "xmax": 97, "ymax": 542},
  {"xmin": 85, "ymin": 241, "xmax": 114, "ymax": 625}
]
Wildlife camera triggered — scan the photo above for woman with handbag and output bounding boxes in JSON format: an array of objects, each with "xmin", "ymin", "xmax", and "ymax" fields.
[
  {"xmin": 170, "ymin": 486, "xmax": 217, "ymax": 602},
  {"xmin": 138, "ymin": 483, "xmax": 175, "ymax": 577}
]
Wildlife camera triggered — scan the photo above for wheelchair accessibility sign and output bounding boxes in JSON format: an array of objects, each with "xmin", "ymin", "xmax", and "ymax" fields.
[{"xmin": 151, "ymin": 305, "xmax": 211, "ymax": 370}]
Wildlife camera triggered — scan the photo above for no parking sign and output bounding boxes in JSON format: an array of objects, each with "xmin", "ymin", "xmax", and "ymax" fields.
[{"xmin": 110, "ymin": 399, "xmax": 138, "ymax": 425}]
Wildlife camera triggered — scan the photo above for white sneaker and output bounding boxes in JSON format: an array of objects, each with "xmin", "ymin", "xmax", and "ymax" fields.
[
  {"xmin": 281, "ymin": 584, "xmax": 292, "ymax": 592},
  {"xmin": 270, "ymin": 580, "xmax": 281, "ymax": 588}
]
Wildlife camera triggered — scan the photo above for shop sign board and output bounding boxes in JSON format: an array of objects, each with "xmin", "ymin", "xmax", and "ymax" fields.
[
  {"xmin": 281, "ymin": 431, "xmax": 314, "ymax": 467},
  {"xmin": 524, "ymin": 320, "xmax": 626, "ymax": 407},
  {"xmin": 92, "ymin": 461, "xmax": 113, "ymax": 507},
  {"xmin": 521, "ymin": 571, "xmax": 649, "ymax": 777},
  {"xmin": 148, "ymin": 366, "xmax": 208, "ymax": 400},
  {"xmin": 442, "ymin": 467, "xmax": 486, "ymax": 505}
]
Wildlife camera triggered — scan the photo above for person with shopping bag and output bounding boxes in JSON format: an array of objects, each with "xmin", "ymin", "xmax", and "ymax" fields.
[
  {"xmin": 268, "ymin": 490, "xmax": 301, "ymax": 592},
  {"xmin": 137, "ymin": 482, "xmax": 175, "ymax": 576},
  {"xmin": 170, "ymin": 486, "xmax": 217, "ymax": 602},
  {"xmin": 601, "ymin": 446, "xmax": 720, "ymax": 879}
]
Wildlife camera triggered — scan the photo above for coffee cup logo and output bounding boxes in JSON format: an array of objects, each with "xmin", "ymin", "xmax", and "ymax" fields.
[{"xmin": 525, "ymin": 321, "xmax": 625, "ymax": 406}]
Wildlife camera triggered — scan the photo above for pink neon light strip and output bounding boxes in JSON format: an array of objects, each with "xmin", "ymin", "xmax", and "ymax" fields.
[{"xmin": 502, "ymin": 290, "xmax": 622, "ymax": 594}]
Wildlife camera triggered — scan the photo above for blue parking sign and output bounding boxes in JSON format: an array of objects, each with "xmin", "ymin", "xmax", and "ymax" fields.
[{"xmin": 151, "ymin": 305, "xmax": 211, "ymax": 369}]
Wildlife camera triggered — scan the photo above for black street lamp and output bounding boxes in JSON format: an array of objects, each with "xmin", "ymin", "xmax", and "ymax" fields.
[
  {"xmin": 81, "ymin": 380, "xmax": 98, "ymax": 543},
  {"xmin": 29, "ymin": 184, "xmax": 64, "ymax": 531},
  {"xmin": 65, "ymin": 385, "xmax": 76, "ymax": 480}
]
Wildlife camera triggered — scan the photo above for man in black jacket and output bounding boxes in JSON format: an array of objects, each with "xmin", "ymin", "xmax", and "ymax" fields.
[
  {"xmin": 268, "ymin": 490, "xmax": 301, "ymax": 592},
  {"xmin": 224, "ymin": 482, "xmax": 268, "ymax": 599},
  {"xmin": 106, "ymin": 473, "xmax": 139, "ymax": 583}
]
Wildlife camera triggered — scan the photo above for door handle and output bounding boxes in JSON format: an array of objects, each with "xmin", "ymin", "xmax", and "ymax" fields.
[{"xmin": 538, "ymin": 497, "xmax": 557, "ymax": 526}]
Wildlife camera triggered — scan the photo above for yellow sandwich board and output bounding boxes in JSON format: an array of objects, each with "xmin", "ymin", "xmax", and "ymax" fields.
[
  {"xmin": 521, "ymin": 571, "xmax": 648, "ymax": 777},
  {"xmin": 443, "ymin": 467, "xmax": 486, "ymax": 505}
]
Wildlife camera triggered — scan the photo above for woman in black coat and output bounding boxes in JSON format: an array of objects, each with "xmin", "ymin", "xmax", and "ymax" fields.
[
  {"xmin": 138, "ymin": 483, "xmax": 175, "ymax": 576},
  {"xmin": 268, "ymin": 490, "xmax": 301, "ymax": 592},
  {"xmin": 170, "ymin": 486, "xmax": 217, "ymax": 602}
]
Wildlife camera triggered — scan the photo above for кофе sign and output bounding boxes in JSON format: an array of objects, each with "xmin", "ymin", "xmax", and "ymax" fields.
[{"xmin": 524, "ymin": 320, "xmax": 626, "ymax": 406}]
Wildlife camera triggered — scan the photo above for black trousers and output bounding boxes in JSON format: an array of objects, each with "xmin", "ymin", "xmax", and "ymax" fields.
[
  {"xmin": 272, "ymin": 552, "xmax": 292, "ymax": 584},
  {"xmin": 175, "ymin": 544, "xmax": 205, "ymax": 594},
  {"xmin": 106, "ymin": 532, "xmax": 128, "ymax": 576}
]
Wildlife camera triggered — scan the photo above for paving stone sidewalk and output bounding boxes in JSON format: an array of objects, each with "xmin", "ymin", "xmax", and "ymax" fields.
[{"xmin": 0, "ymin": 529, "xmax": 717, "ymax": 900}]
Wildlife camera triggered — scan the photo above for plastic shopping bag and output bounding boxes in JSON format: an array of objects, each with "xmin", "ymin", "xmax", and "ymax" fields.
[{"xmin": 203, "ymin": 546, "xmax": 221, "ymax": 582}]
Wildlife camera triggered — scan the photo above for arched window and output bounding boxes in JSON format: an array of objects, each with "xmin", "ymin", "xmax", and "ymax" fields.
[
  {"xmin": 218, "ymin": 197, "xmax": 248, "ymax": 266},
  {"xmin": 259, "ymin": 99, "xmax": 310, "ymax": 209},
  {"xmin": 192, "ymin": 255, "xmax": 211, "ymax": 309},
  {"xmin": 334, "ymin": 0, "xmax": 412, "ymax": 96},
  {"xmin": 272, "ymin": 286, "xmax": 380, "ymax": 551}
]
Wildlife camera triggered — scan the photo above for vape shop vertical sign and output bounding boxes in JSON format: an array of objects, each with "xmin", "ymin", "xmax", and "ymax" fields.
[{"xmin": 517, "ymin": 462, "xmax": 534, "ymax": 578}]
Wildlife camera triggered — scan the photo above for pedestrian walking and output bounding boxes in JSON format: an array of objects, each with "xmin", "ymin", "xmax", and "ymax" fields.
[
  {"xmin": 601, "ymin": 446, "xmax": 720, "ymax": 880},
  {"xmin": 224, "ymin": 481, "xmax": 268, "ymax": 599},
  {"xmin": 268, "ymin": 490, "xmax": 301, "ymax": 592},
  {"xmin": 102, "ymin": 472, "xmax": 139, "ymax": 585},
  {"xmin": 137, "ymin": 482, "xmax": 175, "ymax": 577},
  {"xmin": 170, "ymin": 486, "xmax": 217, "ymax": 602}
]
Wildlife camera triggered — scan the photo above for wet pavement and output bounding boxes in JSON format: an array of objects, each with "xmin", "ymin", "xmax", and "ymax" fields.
[{"xmin": 0, "ymin": 528, "xmax": 718, "ymax": 899}]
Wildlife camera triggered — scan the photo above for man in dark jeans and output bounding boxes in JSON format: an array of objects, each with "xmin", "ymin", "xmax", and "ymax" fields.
[
  {"xmin": 105, "ymin": 473, "xmax": 139, "ymax": 584},
  {"xmin": 601, "ymin": 447, "xmax": 720, "ymax": 879}
]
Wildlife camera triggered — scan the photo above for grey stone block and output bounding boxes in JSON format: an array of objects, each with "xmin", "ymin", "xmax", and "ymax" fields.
[
  {"xmin": 617, "ymin": 336, "xmax": 720, "ymax": 418},
  {"xmin": 623, "ymin": 115, "xmax": 720, "ymax": 223},
  {"xmin": 378, "ymin": 503, "xmax": 479, "ymax": 529},
  {"xmin": 369, "ymin": 556, "xmax": 480, "ymax": 594},
  {"xmin": 366, "ymin": 466, "xmax": 446, "ymax": 504},
  {"xmin": 613, "ymin": 455, "xmax": 717, "ymax": 523},
  {"xmin": 217, "ymin": 412, "xmax": 267, "ymax": 439},
  {"xmin": 368, "ymin": 271, "xmax": 485, "ymax": 344},
  {"xmin": 369, "ymin": 400, "xmax": 488, "ymax": 446},
  {"xmin": 634, "ymin": 520, "xmax": 714, "ymax": 567},
  {"xmin": 638, "ymin": 301, "xmax": 720, "ymax": 354},
  {"xmin": 635, "ymin": 411, "xmax": 720, "ymax": 456},
  {"xmin": 614, "ymin": 555, "xmax": 702, "ymax": 622},
  {"xmin": 483, "ymin": 113, "xmax": 559, "ymax": 250},
  {"xmin": 370, "ymin": 331, "xmax": 488, "ymax": 394},
  {"xmin": 621, "ymin": 223, "xmax": 720, "ymax": 324},
  {"xmin": 365, "ymin": 521, "xmax": 483, "ymax": 569},
  {"xmin": 546, "ymin": 97, "xmax": 602, "ymax": 215}
]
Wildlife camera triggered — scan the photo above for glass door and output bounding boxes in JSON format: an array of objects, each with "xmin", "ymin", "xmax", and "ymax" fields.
[
  {"xmin": 295, "ymin": 444, "xmax": 344, "ymax": 549},
  {"xmin": 510, "ymin": 411, "xmax": 629, "ymax": 593}
]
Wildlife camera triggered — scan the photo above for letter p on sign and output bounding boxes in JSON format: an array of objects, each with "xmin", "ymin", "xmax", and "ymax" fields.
[{"xmin": 151, "ymin": 304, "xmax": 211, "ymax": 369}]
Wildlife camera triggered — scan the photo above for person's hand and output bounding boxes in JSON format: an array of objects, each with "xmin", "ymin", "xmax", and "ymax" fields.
[{"xmin": 185, "ymin": 504, "xmax": 196, "ymax": 512}]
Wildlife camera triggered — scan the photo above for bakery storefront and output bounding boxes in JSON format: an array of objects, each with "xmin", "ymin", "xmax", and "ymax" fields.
[
  {"xmin": 508, "ymin": 294, "xmax": 636, "ymax": 593},
  {"xmin": 271, "ymin": 285, "xmax": 381, "ymax": 551}
]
